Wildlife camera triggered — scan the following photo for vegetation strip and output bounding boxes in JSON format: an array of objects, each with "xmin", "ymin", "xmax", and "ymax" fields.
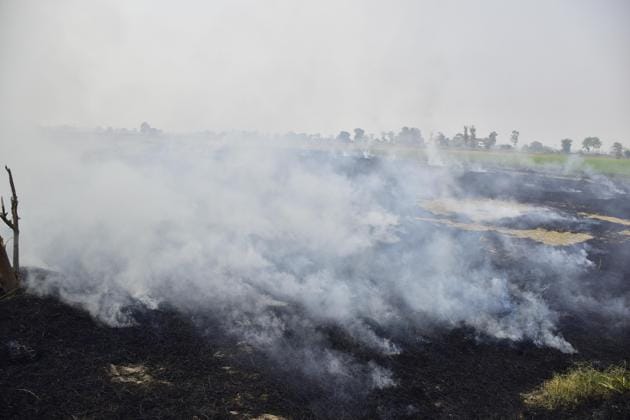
[{"xmin": 523, "ymin": 363, "xmax": 630, "ymax": 410}]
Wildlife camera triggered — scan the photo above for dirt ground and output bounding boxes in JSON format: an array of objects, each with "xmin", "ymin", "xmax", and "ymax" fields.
[
  {"xmin": 1, "ymin": 292, "xmax": 310, "ymax": 419},
  {"xmin": 2, "ymin": 168, "xmax": 630, "ymax": 419}
]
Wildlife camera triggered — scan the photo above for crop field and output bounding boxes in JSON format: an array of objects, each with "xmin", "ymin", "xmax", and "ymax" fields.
[
  {"xmin": 445, "ymin": 150, "xmax": 630, "ymax": 176},
  {"xmin": 352, "ymin": 145, "xmax": 630, "ymax": 177}
]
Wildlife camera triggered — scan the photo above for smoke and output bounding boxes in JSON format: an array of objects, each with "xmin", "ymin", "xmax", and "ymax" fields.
[{"xmin": 3, "ymin": 128, "xmax": 628, "ymax": 410}]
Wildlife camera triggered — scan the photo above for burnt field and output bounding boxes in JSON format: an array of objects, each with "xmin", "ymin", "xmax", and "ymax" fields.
[
  {"xmin": 2, "ymin": 0, "xmax": 630, "ymax": 417},
  {"xmin": 2, "ymin": 153, "xmax": 630, "ymax": 419}
]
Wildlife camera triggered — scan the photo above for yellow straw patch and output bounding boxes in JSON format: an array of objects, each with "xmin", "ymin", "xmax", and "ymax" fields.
[
  {"xmin": 417, "ymin": 217, "xmax": 593, "ymax": 246},
  {"xmin": 421, "ymin": 198, "xmax": 536, "ymax": 222},
  {"xmin": 578, "ymin": 212, "xmax": 630, "ymax": 226}
]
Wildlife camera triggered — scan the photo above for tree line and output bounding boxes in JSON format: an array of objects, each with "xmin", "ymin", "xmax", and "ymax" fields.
[
  {"xmin": 81, "ymin": 122, "xmax": 630, "ymax": 159},
  {"xmin": 330, "ymin": 125, "xmax": 630, "ymax": 159}
]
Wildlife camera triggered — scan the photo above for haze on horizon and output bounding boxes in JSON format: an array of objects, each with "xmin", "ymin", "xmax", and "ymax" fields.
[{"xmin": 1, "ymin": 0, "xmax": 629, "ymax": 147}]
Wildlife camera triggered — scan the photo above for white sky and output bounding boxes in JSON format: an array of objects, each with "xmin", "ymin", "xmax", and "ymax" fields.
[{"xmin": 1, "ymin": 0, "xmax": 629, "ymax": 146}]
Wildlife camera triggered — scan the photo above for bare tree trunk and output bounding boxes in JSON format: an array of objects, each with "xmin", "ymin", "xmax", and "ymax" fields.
[
  {"xmin": 0, "ymin": 234, "xmax": 17, "ymax": 291},
  {"xmin": 7, "ymin": 166, "xmax": 18, "ymax": 274},
  {"xmin": 1, "ymin": 166, "xmax": 19, "ymax": 282}
]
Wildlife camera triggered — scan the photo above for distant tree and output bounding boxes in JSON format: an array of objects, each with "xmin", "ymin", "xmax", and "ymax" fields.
[
  {"xmin": 435, "ymin": 132, "xmax": 449, "ymax": 148},
  {"xmin": 625, "ymin": 150, "xmax": 630, "ymax": 159},
  {"xmin": 528, "ymin": 141, "xmax": 544, "ymax": 153},
  {"xmin": 398, "ymin": 127, "xmax": 409, "ymax": 142},
  {"xmin": 612, "ymin": 142, "xmax": 623, "ymax": 159},
  {"xmin": 353, "ymin": 128, "xmax": 365, "ymax": 142},
  {"xmin": 463, "ymin": 126, "xmax": 469, "ymax": 145},
  {"xmin": 451, "ymin": 133, "xmax": 466, "ymax": 148},
  {"xmin": 140, "ymin": 121, "xmax": 151, "ymax": 134},
  {"xmin": 510, "ymin": 130, "xmax": 520, "ymax": 148},
  {"xmin": 582, "ymin": 136, "xmax": 602, "ymax": 152},
  {"xmin": 561, "ymin": 138, "xmax": 572, "ymax": 154},
  {"xmin": 483, "ymin": 131, "xmax": 498, "ymax": 149},
  {"xmin": 383, "ymin": 131, "xmax": 395, "ymax": 143},
  {"xmin": 413, "ymin": 127, "xmax": 424, "ymax": 145},
  {"xmin": 337, "ymin": 131, "xmax": 351, "ymax": 142},
  {"xmin": 139, "ymin": 122, "xmax": 162, "ymax": 136},
  {"xmin": 397, "ymin": 127, "xmax": 423, "ymax": 145},
  {"xmin": 470, "ymin": 125, "xmax": 477, "ymax": 148}
]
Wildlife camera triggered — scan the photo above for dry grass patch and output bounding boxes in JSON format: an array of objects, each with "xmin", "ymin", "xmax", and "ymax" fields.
[
  {"xmin": 109, "ymin": 363, "xmax": 171, "ymax": 386},
  {"xmin": 579, "ymin": 212, "xmax": 630, "ymax": 227},
  {"xmin": 523, "ymin": 363, "xmax": 630, "ymax": 410},
  {"xmin": 416, "ymin": 217, "xmax": 593, "ymax": 246},
  {"xmin": 420, "ymin": 198, "xmax": 536, "ymax": 222},
  {"xmin": 507, "ymin": 228, "xmax": 593, "ymax": 246}
]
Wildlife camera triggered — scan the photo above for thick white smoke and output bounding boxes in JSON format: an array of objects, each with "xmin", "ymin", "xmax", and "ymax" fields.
[{"xmin": 5, "ymin": 129, "xmax": 624, "ymax": 397}]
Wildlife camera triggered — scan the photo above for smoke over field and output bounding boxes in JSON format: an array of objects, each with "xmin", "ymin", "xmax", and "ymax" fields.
[
  {"xmin": 1, "ymin": 1, "xmax": 629, "ymax": 417},
  {"xmin": 1, "ymin": 129, "xmax": 627, "ymax": 416}
]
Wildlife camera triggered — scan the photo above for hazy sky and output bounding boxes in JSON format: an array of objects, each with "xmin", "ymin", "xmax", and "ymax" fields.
[{"xmin": 1, "ymin": 0, "xmax": 629, "ymax": 146}]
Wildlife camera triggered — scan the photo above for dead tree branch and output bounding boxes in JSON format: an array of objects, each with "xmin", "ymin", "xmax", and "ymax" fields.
[
  {"xmin": 0, "ymin": 166, "xmax": 19, "ymax": 289},
  {"xmin": 0, "ymin": 196, "xmax": 13, "ymax": 230}
]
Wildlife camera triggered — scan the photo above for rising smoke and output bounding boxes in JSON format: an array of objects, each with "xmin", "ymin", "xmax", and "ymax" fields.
[{"xmin": 4, "ymin": 128, "xmax": 626, "ymax": 403}]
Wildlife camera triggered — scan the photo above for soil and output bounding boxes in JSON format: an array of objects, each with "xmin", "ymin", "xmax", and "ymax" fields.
[{"xmin": 1, "ymin": 168, "xmax": 629, "ymax": 419}]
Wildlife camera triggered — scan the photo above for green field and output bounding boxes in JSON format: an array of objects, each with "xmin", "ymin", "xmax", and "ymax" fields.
[
  {"xmin": 363, "ymin": 145, "xmax": 630, "ymax": 177},
  {"xmin": 444, "ymin": 150, "xmax": 630, "ymax": 176}
]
